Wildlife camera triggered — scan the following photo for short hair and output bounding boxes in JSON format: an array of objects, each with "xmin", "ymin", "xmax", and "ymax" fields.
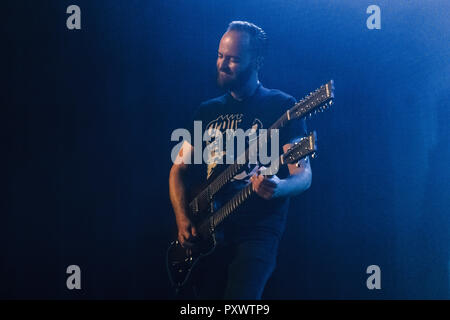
[{"xmin": 226, "ymin": 21, "xmax": 268, "ymax": 59}]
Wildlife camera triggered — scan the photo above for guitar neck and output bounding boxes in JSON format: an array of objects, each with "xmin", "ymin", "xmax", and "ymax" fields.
[
  {"xmin": 199, "ymin": 151, "xmax": 287, "ymax": 233},
  {"xmin": 199, "ymin": 180, "xmax": 254, "ymax": 233}
]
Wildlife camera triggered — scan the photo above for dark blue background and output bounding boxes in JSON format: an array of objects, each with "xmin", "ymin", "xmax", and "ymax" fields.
[{"xmin": 2, "ymin": 0, "xmax": 449, "ymax": 299}]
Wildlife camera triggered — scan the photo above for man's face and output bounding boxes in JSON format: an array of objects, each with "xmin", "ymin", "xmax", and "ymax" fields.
[{"xmin": 216, "ymin": 31, "xmax": 257, "ymax": 90}]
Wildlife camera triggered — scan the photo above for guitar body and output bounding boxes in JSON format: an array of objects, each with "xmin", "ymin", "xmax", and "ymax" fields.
[{"xmin": 166, "ymin": 228, "xmax": 217, "ymax": 288}]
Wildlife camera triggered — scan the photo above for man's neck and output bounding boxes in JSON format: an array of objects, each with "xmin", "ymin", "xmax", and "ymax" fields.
[{"xmin": 229, "ymin": 76, "xmax": 260, "ymax": 101}]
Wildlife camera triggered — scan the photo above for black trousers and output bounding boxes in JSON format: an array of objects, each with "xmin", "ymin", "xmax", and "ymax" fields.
[{"xmin": 176, "ymin": 235, "xmax": 279, "ymax": 300}]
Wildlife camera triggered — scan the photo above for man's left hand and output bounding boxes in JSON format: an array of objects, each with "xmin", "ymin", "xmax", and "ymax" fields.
[{"xmin": 250, "ymin": 172, "xmax": 281, "ymax": 200}]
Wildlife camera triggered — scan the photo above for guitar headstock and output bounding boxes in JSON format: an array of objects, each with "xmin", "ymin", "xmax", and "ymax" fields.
[
  {"xmin": 287, "ymin": 80, "xmax": 334, "ymax": 121},
  {"xmin": 281, "ymin": 131, "xmax": 318, "ymax": 164}
]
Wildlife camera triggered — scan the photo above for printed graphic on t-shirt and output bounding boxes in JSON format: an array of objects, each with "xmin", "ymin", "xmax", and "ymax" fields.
[{"xmin": 204, "ymin": 113, "xmax": 263, "ymax": 179}]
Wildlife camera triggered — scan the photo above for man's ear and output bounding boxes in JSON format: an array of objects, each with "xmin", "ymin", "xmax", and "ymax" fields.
[
  {"xmin": 256, "ymin": 56, "xmax": 264, "ymax": 70},
  {"xmin": 253, "ymin": 56, "xmax": 264, "ymax": 71}
]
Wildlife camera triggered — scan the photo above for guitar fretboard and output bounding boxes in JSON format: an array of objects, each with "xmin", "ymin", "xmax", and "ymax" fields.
[{"xmin": 199, "ymin": 182, "xmax": 254, "ymax": 233}]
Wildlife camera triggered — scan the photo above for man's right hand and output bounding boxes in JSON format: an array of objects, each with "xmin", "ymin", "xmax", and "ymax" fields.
[
  {"xmin": 177, "ymin": 217, "xmax": 198, "ymax": 248},
  {"xmin": 169, "ymin": 141, "xmax": 198, "ymax": 249}
]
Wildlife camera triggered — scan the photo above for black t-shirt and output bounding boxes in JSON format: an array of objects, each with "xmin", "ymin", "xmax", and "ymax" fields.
[{"xmin": 186, "ymin": 83, "xmax": 307, "ymax": 242}]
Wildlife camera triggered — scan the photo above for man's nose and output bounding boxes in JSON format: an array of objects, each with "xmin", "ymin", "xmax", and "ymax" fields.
[{"xmin": 218, "ymin": 58, "xmax": 230, "ymax": 71}]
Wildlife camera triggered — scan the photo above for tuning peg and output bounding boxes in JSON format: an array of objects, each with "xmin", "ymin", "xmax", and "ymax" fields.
[{"xmin": 311, "ymin": 152, "xmax": 317, "ymax": 159}]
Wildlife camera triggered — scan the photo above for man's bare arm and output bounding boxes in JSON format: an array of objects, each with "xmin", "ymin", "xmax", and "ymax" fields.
[{"xmin": 169, "ymin": 141, "xmax": 198, "ymax": 247}]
